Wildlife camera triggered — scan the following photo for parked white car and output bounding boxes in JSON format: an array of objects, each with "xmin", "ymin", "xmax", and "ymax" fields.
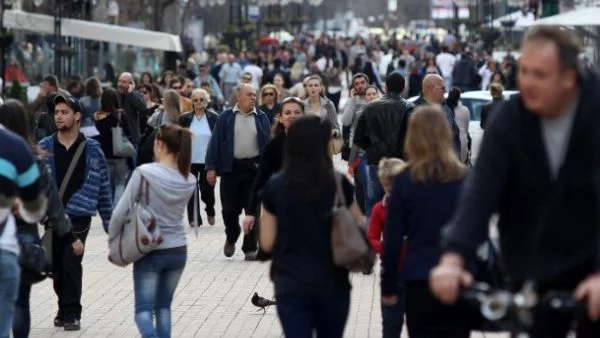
[{"xmin": 408, "ymin": 90, "xmax": 518, "ymax": 162}]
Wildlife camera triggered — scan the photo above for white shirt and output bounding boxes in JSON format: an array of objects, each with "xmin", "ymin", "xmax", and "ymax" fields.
[
  {"xmin": 454, "ymin": 104, "xmax": 470, "ymax": 162},
  {"xmin": 0, "ymin": 213, "xmax": 19, "ymax": 255},
  {"xmin": 243, "ymin": 64, "xmax": 263, "ymax": 89},
  {"xmin": 190, "ymin": 114, "xmax": 212, "ymax": 164},
  {"xmin": 479, "ymin": 65, "xmax": 494, "ymax": 90},
  {"xmin": 436, "ymin": 52, "xmax": 457, "ymax": 78}
]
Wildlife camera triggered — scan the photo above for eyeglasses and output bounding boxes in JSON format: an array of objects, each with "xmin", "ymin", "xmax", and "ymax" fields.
[{"xmin": 263, "ymin": 92, "xmax": 275, "ymax": 96}]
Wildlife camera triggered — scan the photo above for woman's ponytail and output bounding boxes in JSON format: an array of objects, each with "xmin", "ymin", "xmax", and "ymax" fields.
[{"xmin": 177, "ymin": 128, "xmax": 192, "ymax": 178}]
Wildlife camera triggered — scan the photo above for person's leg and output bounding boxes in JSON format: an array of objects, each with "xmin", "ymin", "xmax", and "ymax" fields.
[
  {"xmin": 155, "ymin": 254, "xmax": 186, "ymax": 338},
  {"xmin": 314, "ymin": 290, "xmax": 350, "ymax": 338},
  {"xmin": 133, "ymin": 254, "xmax": 160, "ymax": 338},
  {"xmin": 113, "ymin": 160, "xmax": 130, "ymax": 205},
  {"xmin": 107, "ymin": 160, "xmax": 117, "ymax": 201},
  {"xmin": 198, "ymin": 164, "xmax": 215, "ymax": 224},
  {"xmin": 276, "ymin": 293, "xmax": 315, "ymax": 338},
  {"xmin": 52, "ymin": 231, "xmax": 65, "ymax": 326},
  {"xmin": 0, "ymin": 251, "xmax": 20, "ymax": 338},
  {"xmin": 62, "ymin": 220, "xmax": 90, "ymax": 329},
  {"xmin": 366, "ymin": 164, "xmax": 384, "ymax": 218},
  {"xmin": 220, "ymin": 174, "xmax": 243, "ymax": 256},
  {"xmin": 381, "ymin": 279, "xmax": 406, "ymax": 338},
  {"xmin": 241, "ymin": 168, "xmax": 259, "ymax": 254},
  {"xmin": 12, "ymin": 278, "xmax": 32, "ymax": 338},
  {"xmin": 186, "ymin": 164, "xmax": 202, "ymax": 226}
]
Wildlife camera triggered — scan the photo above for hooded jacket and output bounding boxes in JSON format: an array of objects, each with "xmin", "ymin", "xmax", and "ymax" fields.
[{"xmin": 108, "ymin": 163, "xmax": 195, "ymax": 250}]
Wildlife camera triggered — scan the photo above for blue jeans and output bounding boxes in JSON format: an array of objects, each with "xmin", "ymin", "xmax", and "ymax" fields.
[
  {"xmin": 133, "ymin": 251, "xmax": 186, "ymax": 338},
  {"xmin": 381, "ymin": 277, "xmax": 406, "ymax": 338},
  {"xmin": 366, "ymin": 164, "xmax": 384, "ymax": 217},
  {"xmin": 13, "ymin": 233, "xmax": 40, "ymax": 338},
  {"xmin": 107, "ymin": 158, "xmax": 129, "ymax": 205},
  {"xmin": 356, "ymin": 154, "xmax": 369, "ymax": 211},
  {"xmin": 276, "ymin": 290, "xmax": 350, "ymax": 338},
  {"xmin": 0, "ymin": 250, "xmax": 20, "ymax": 338}
]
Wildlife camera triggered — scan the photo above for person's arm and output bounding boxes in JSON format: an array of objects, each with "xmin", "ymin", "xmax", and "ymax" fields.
[
  {"xmin": 204, "ymin": 115, "xmax": 222, "ymax": 172},
  {"xmin": 353, "ymin": 109, "xmax": 370, "ymax": 150},
  {"xmin": 246, "ymin": 142, "xmax": 276, "ymax": 216},
  {"xmin": 94, "ymin": 145, "xmax": 114, "ymax": 233},
  {"xmin": 13, "ymin": 140, "xmax": 46, "ymax": 222},
  {"xmin": 381, "ymin": 176, "xmax": 407, "ymax": 296},
  {"xmin": 341, "ymin": 98, "xmax": 357, "ymax": 127},
  {"xmin": 108, "ymin": 169, "xmax": 139, "ymax": 239},
  {"xmin": 327, "ymin": 101, "xmax": 340, "ymax": 133},
  {"xmin": 259, "ymin": 179, "xmax": 277, "ymax": 253},
  {"xmin": 441, "ymin": 120, "xmax": 510, "ymax": 261},
  {"xmin": 367, "ymin": 202, "xmax": 384, "ymax": 254}
]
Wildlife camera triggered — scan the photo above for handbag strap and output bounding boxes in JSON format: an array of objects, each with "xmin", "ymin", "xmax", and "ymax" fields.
[
  {"xmin": 59, "ymin": 140, "xmax": 87, "ymax": 200},
  {"xmin": 136, "ymin": 174, "xmax": 149, "ymax": 204},
  {"xmin": 333, "ymin": 172, "xmax": 346, "ymax": 208}
]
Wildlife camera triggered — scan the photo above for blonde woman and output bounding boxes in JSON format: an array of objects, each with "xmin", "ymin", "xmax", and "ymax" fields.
[
  {"xmin": 178, "ymin": 88, "xmax": 218, "ymax": 227},
  {"xmin": 258, "ymin": 84, "xmax": 281, "ymax": 124},
  {"xmin": 380, "ymin": 105, "xmax": 471, "ymax": 337},
  {"xmin": 148, "ymin": 89, "xmax": 181, "ymax": 126}
]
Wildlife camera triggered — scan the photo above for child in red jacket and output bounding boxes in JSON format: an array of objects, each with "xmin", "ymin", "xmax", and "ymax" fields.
[
  {"xmin": 368, "ymin": 157, "xmax": 407, "ymax": 338},
  {"xmin": 368, "ymin": 158, "xmax": 406, "ymax": 258}
]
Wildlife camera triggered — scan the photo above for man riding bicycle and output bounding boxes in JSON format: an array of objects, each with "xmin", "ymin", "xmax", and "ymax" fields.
[{"xmin": 430, "ymin": 25, "xmax": 600, "ymax": 337}]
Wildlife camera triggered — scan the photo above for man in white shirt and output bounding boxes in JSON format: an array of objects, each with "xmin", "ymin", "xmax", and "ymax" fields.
[
  {"xmin": 243, "ymin": 57, "xmax": 263, "ymax": 90},
  {"xmin": 436, "ymin": 46, "xmax": 457, "ymax": 91}
]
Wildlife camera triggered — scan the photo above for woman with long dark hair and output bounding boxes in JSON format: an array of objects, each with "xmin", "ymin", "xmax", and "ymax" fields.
[
  {"xmin": 94, "ymin": 88, "xmax": 132, "ymax": 204},
  {"xmin": 447, "ymin": 87, "xmax": 471, "ymax": 164},
  {"xmin": 0, "ymin": 99, "xmax": 83, "ymax": 338},
  {"xmin": 259, "ymin": 116, "xmax": 364, "ymax": 337},
  {"xmin": 109, "ymin": 124, "xmax": 195, "ymax": 338},
  {"xmin": 381, "ymin": 105, "xmax": 471, "ymax": 337},
  {"xmin": 242, "ymin": 97, "xmax": 305, "ymax": 237}
]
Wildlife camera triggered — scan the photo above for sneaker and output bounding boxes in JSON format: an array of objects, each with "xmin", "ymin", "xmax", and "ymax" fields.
[
  {"xmin": 244, "ymin": 252, "xmax": 258, "ymax": 261},
  {"xmin": 208, "ymin": 216, "xmax": 215, "ymax": 225},
  {"xmin": 64, "ymin": 319, "xmax": 81, "ymax": 331},
  {"xmin": 54, "ymin": 317, "xmax": 65, "ymax": 327},
  {"xmin": 224, "ymin": 241, "xmax": 235, "ymax": 257}
]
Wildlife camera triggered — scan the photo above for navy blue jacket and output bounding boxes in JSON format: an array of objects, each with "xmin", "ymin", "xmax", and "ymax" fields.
[
  {"xmin": 205, "ymin": 107, "xmax": 271, "ymax": 175},
  {"xmin": 381, "ymin": 169, "xmax": 465, "ymax": 295}
]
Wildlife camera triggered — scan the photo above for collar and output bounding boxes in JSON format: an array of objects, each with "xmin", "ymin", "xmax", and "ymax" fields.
[
  {"xmin": 233, "ymin": 104, "xmax": 257, "ymax": 115},
  {"xmin": 382, "ymin": 194, "xmax": 389, "ymax": 208},
  {"xmin": 54, "ymin": 132, "xmax": 85, "ymax": 148}
]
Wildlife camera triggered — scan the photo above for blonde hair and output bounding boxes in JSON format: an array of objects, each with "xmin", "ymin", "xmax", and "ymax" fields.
[
  {"xmin": 259, "ymin": 84, "xmax": 279, "ymax": 105},
  {"xmin": 378, "ymin": 158, "xmax": 406, "ymax": 191},
  {"xmin": 404, "ymin": 105, "xmax": 467, "ymax": 183}
]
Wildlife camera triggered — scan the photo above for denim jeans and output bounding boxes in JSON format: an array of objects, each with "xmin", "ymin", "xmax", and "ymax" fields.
[
  {"xmin": 0, "ymin": 250, "xmax": 20, "ymax": 338},
  {"xmin": 356, "ymin": 154, "xmax": 369, "ymax": 211},
  {"xmin": 276, "ymin": 290, "xmax": 350, "ymax": 338},
  {"xmin": 366, "ymin": 164, "xmax": 384, "ymax": 218},
  {"xmin": 13, "ymin": 232, "xmax": 40, "ymax": 338},
  {"xmin": 133, "ymin": 251, "xmax": 186, "ymax": 338},
  {"xmin": 107, "ymin": 158, "xmax": 129, "ymax": 205},
  {"xmin": 381, "ymin": 277, "xmax": 406, "ymax": 338}
]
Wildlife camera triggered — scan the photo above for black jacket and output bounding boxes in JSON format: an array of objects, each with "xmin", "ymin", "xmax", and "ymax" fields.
[
  {"xmin": 178, "ymin": 110, "xmax": 219, "ymax": 130},
  {"xmin": 480, "ymin": 98, "xmax": 504, "ymax": 129},
  {"xmin": 442, "ymin": 71, "xmax": 600, "ymax": 287},
  {"xmin": 353, "ymin": 93, "xmax": 415, "ymax": 165}
]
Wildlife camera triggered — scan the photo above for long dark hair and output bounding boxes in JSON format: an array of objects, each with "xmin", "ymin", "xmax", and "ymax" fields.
[
  {"xmin": 100, "ymin": 87, "xmax": 121, "ymax": 118},
  {"xmin": 0, "ymin": 99, "xmax": 42, "ymax": 155},
  {"xmin": 447, "ymin": 87, "xmax": 461, "ymax": 110},
  {"xmin": 156, "ymin": 124, "xmax": 192, "ymax": 178},
  {"xmin": 282, "ymin": 115, "xmax": 334, "ymax": 202},
  {"xmin": 272, "ymin": 97, "xmax": 305, "ymax": 138}
]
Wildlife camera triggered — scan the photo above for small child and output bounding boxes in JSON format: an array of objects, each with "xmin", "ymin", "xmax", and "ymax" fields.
[
  {"xmin": 368, "ymin": 157, "xmax": 407, "ymax": 338},
  {"xmin": 367, "ymin": 157, "xmax": 406, "ymax": 256}
]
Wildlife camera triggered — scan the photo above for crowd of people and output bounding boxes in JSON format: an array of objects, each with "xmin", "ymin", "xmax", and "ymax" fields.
[{"xmin": 0, "ymin": 23, "xmax": 599, "ymax": 338}]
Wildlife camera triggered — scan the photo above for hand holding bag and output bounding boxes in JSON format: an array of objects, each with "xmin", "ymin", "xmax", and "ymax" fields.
[
  {"xmin": 108, "ymin": 173, "xmax": 162, "ymax": 267},
  {"xmin": 330, "ymin": 172, "xmax": 375, "ymax": 272},
  {"xmin": 112, "ymin": 112, "xmax": 136, "ymax": 158}
]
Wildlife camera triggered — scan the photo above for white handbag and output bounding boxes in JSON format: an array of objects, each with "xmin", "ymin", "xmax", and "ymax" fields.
[{"xmin": 108, "ymin": 173, "xmax": 162, "ymax": 267}]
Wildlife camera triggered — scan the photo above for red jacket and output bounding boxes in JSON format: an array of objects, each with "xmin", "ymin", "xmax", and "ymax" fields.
[{"xmin": 368, "ymin": 197, "xmax": 407, "ymax": 268}]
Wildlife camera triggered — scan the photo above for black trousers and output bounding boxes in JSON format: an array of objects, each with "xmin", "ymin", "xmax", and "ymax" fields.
[
  {"xmin": 52, "ymin": 217, "xmax": 90, "ymax": 321},
  {"xmin": 186, "ymin": 163, "xmax": 216, "ymax": 226},
  {"xmin": 405, "ymin": 280, "xmax": 472, "ymax": 338},
  {"xmin": 220, "ymin": 159, "xmax": 258, "ymax": 253}
]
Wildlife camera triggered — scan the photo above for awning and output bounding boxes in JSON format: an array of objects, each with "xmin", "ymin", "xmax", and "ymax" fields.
[
  {"xmin": 2, "ymin": 9, "xmax": 182, "ymax": 52},
  {"xmin": 533, "ymin": 7, "xmax": 600, "ymax": 27}
]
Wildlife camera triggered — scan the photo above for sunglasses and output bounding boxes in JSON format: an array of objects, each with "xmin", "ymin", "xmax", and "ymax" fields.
[
  {"xmin": 192, "ymin": 98, "xmax": 205, "ymax": 102},
  {"xmin": 263, "ymin": 92, "xmax": 275, "ymax": 96}
]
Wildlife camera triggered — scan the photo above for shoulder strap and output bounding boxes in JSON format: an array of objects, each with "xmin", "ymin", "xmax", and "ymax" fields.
[
  {"xmin": 58, "ymin": 140, "xmax": 87, "ymax": 199},
  {"xmin": 333, "ymin": 172, "xmax": 346, "ymax": 207},
  {"xmin": 136, "ymin": 173, "xmax": 150, "ymax": 204}
]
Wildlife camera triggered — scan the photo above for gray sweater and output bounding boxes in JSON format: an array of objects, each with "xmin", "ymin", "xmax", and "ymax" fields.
[{"xmin": 108, "ymin": 163, "xmax": 195, "ymax": 250}]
